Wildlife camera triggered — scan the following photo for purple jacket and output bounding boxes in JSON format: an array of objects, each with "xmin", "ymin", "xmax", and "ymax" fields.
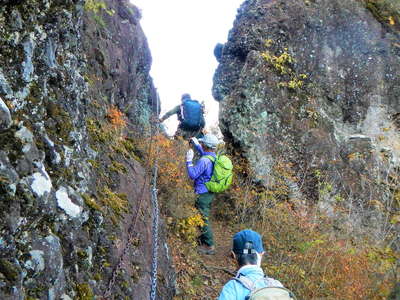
[{"xmin": 186, "ymin": 144, "xmax": 216, "ymax": 194}]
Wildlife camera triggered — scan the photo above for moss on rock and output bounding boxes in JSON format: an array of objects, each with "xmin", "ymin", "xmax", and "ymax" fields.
[
  {"xmin": 0, "ymin": 259, "xmax": 19, "ymax": 282},
  {"xmin": 76, "ymin": 283, "xmax": 94, "ymax": 300},
  {"xmin": 101, "ymin": 187, "xmax": 128, "ymax": 218},
  {"xmin": 45, "ymin": 102, "xmax": 74, "ymax": 144},
  {"xmin": 82, "ymin": 193, "xmax": 103, "ymax": 212},
  {"xmin": 364, "ymin": 0, "xmax": 400, "ymax": 29},
  {"xmin": 0, "ymin": 127, "xmax": 23, "ymax": 163}
]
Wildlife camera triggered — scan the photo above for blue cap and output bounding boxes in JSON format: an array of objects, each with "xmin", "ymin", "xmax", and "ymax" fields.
[
  {"xmin": 181, "ymin": 93, "xmax": 191, "ymax": 100},
  {"xmin": 232, "ymin": 229, "xmax": 264, "ymax": 254}
]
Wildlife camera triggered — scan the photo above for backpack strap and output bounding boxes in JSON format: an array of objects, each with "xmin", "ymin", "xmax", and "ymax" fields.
[
  {"xmin": 233, "ymin": 275, "xmax": 256, "ymax": 292},
  {"xmin": 262, "ymin": 276, "xmax": 284, "ymax": 288},
  {"xmin": 203, "ymin": 155, "xmax": 216, "ymax": 163},
  {"xmin": 179, "ymin": 103, "xmax": 184, "ymax": 121},
  {"xmin": 204, "ymin": 151, "xmax": 226, "ymax": 162},
  {"xmin": 234, "ymin": 274, "xmax": 298, "ymax": 299}
]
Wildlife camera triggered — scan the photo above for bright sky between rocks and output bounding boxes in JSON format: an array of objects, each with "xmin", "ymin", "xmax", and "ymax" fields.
[{"xmin": 130, "ymin": 0, "xmax": 243, "ymax": 136}]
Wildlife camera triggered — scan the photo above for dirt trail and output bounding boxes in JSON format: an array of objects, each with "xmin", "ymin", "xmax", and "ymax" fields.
[
  {"xmin": 196, "ymin": 219, "xmax": 240, "ymax": 299},
  {"xmin": 171, "ymin": 216, "xmax": 242, "ymax": 300}
]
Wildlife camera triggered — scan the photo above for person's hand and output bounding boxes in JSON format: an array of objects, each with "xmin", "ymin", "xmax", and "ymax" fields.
[
  {"xmin": 190, "ymin": 137, "xmax": 200, "ymax": 146},
  {"xmin": 186, "ymin": 149, "xmax": 194, "ymax": 162}
]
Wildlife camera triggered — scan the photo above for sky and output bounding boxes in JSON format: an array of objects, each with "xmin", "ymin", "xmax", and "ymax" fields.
[{"xmin": 130, "ymin": 0, "xmax": 244, "ymax": 135}]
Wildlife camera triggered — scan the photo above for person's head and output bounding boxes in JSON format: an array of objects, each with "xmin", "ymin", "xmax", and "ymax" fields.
[
  {"xmin": 181, "ymin": 93, "xmax": 191, "ymax": 102},
  {"xmin": 231, "ymin": 229, "xmax": 265, "ymax": 267},
  {"xmin": 198, "ymin": 134, "xmax": 219, "ymax": 151}
]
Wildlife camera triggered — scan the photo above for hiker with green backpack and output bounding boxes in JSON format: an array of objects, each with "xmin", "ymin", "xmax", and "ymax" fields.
[
  {"xmin": 186, "ymin": 134, "xmax": 233, "ymax": 255},
  {"xmin": 218, "ymin": 229, "xmax": 297, "ymax": 300}
]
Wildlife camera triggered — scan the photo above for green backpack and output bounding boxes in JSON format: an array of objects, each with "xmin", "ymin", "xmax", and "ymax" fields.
[{"xmin": 204, "ymin": 154, "xmax": 233, "ymax": 193}]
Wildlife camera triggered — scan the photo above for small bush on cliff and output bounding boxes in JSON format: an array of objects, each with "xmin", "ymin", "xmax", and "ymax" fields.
[
  {"xmin": 261, "ymin": 39, "xmax": 308, "ymax": 90},
  {"xmin": 107, "ymin": 105, "xmax": 127, "ymax": 128},
  {"xmin": 84, "ymin": 0, "xmax": 115, "ymax": 16},
  {"xmin": 84, "ymin": 0, "xmax": 115, "ymax": 29},
  {"xmin": 85, "ymin": 106, "xmax": 140, "ymax": 224}
]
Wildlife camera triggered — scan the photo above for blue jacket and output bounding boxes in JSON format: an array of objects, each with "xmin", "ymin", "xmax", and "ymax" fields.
[
  {"xmin": 218, "ymin": 265, "xmax": 284, "ymax": 300},
  {"xmin": 186, "ymin": 144, "xmax": 216, "ymax": 194}
]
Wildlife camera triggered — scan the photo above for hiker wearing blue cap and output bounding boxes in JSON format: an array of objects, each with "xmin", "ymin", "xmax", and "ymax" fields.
[
  {"xmin": 218, "ymin": 229, "xmax": 286, "ymax": 300},
  {"xmin": 186, "ymin": 134, "xmax": 219, "ymax": 255}
]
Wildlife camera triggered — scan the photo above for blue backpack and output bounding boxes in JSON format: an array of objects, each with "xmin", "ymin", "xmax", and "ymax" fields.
[{"xmin": 180, "ymin": 99, "xmax": 204, "ymax": 130}]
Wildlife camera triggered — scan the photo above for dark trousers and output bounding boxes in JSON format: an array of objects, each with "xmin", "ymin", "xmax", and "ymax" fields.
[
  {"xmin": 195, "ymin": 192, "xmax": 215, "ymax": 247},
  {"xmin": 175, "ymin": 126, "xmax": 204, "ymax": 140}
]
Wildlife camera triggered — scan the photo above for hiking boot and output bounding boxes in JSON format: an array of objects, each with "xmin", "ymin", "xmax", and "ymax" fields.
[{"xmin": 198, "ymin": 245, "xmax": 215, "ymax": 255}]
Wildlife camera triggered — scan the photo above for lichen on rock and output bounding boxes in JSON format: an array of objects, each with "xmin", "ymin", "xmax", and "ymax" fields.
[
  {"xmin": 56, "ymin": 186, "xmax": 82, "ymax": 218},
  {"xmin": 213, "ymin": 0, "xmax": 400, "ymax": 238},
  {"xmin": 0, "ymin": 0, "xmax": 173, "ymax": 299}
]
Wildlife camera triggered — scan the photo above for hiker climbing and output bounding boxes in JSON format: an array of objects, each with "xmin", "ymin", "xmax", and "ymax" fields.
[
  {"xmin": 186, "ymin": 134, "xmax": 220, "ymax": 255},
  {"xmin": 159, "ymin": 93, "xmax": 205, "ymax": 140},
  {"xmin": 218, "ymin": 229, "xmax": 296, "ymax": 300}
]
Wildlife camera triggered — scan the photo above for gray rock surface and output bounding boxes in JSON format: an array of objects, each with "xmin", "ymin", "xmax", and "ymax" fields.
[
  {"xmin": 0, "ymin": 0, "xmax": 174, "ymax": 299},
  {"xmin": 0, "ymin": 97, "xmax": 11, "ymax": 131},
  {"xmin": 214, "ymin": 0, "xmax": 400, "ymax": 238}
]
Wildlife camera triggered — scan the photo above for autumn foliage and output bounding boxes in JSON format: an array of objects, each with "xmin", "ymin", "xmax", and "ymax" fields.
[
  {"xmin": 106, "ymin": 105, "xmax": 126, "ymax": 128},
  {"xmin": 141, "ymin": 134, "xmax": 204, "ymax": 241},
  {"xmin": 258, "ymin": 203, "xmax": 397, "ymax": 299},
  {"xmin": 223, "ymin": 157, "xmax": 399, "ymax": 299},
  {"xmin": 136, "ymin": 132, "xmax": 398, "ymax": 299}
]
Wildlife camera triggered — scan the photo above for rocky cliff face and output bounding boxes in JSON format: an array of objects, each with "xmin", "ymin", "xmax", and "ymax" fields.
[
  {"xmin": 0, "ymin": 0, "xmax": 174, "ymax": 299},
  {"xmin": 214, "ymin": 0, "xmax": 400, "ymax": 238}
]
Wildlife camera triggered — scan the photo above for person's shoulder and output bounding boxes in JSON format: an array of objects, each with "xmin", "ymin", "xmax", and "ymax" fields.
[
  {"xmin": 265, "ymin": 277, "xmax": 284, "ymax": 288},
  {"xmin": 199, "ymin": 156, "xmax": 211, "ymax": 163},
  {"xmin": 200, "ymin": 155, "xmax": 215, "ymax": 162},
  {"xmin": 224, "ymin": 278, "xmax": 237, "ymax": 287},
  {"xmin": 218, "ymin": 279, "xmax": 241, "ymax": 300}
]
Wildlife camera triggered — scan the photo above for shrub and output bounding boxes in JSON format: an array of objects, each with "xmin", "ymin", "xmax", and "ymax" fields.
[
  {"xmin": 139, "ymin": 135, "xmax": 202, "ymax": 239},
  {"xmin": 175, "ymin": 213, "xmax": 205, "ymax": 246},
  {"xmin": 107, "ymin": 106, "xmax": 126, "ymax": 128},
  {"xmin": 84, "ymin": 0, "xmax": 115, "ymax": 16},
  {"xmin": 224, "ymin": 154, "xmax": 399, "ymax": 299},
  {"xmin": 257, "ymin": 203, "xmax": 397, "ymax": 299}
]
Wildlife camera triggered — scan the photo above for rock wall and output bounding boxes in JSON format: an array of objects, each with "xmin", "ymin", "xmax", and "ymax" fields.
[
  {"xmin": 214, "ymin": 0, "xmax": 400, "ymax": 237},
  {"xmin": 0, "ymin": 0, "xmax": 174, "ymax": 299}
]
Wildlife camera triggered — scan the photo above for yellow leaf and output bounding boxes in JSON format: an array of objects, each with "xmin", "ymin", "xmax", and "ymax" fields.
[
  {"xmin": 389, "ymin": 16, "xmax": 395, "ymax": 25},
  {"xmin": 390, "ymin": 215, "xmax": 400, "ymax": 224},
  {"xmin": 369, "ymin": 200, "xmax": 384, "ymax": 210}
]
